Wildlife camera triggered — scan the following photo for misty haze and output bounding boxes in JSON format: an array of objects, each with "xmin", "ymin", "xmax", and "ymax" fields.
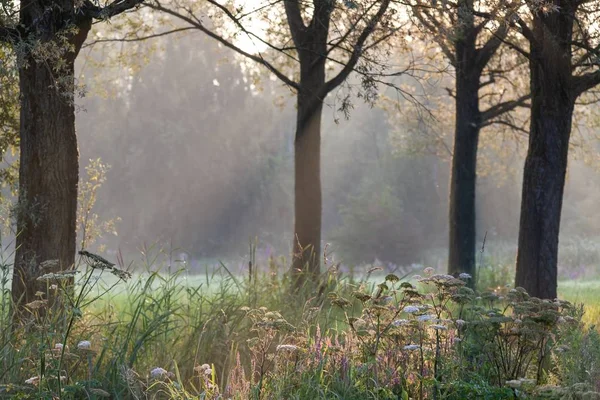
[{"xmin": 2, "ymin": 0, "xmax": 600, "ymax": 397}]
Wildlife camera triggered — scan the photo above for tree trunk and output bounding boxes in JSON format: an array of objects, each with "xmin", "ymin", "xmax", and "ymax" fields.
[
  {"xmin": 290, "ymin": 46, "xmax": 326, "ymax": 286},
  {"xmin": 448, "ymin": 73, "xmax": 481, "ymax": 283},
  {"xmin": 11, "ymin": 8, "xmax": 91, "ymax": 316},
  {"xmin": 292, "ymin": 98, "xmax": 323, "ymax": 284},
  {"xmin": 515, "ymin": 9, "xmax": 574, "ymax": 299}
]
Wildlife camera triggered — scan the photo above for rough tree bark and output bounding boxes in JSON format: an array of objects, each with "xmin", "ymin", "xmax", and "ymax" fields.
[
  {"xmin": 448, "ymin": 70, "xmax": 481, "ymax": 282},
  {"xmin": 11, "ymin": 7, "xmax": 91, "ymax": 313},
  {"xmin": 515, "ymin": 5, "xmax": 574, "ymax": 299},
  {"xmin": 7, "ymin": 0, "xmax": 142, "ymax": 316}
]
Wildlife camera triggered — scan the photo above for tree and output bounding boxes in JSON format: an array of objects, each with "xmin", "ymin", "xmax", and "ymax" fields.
[
  {"xmin": 408, "ymin": 0, "xmax": 529, "ymax": 283},
  {"xmin": 139, "ymin": 0, "xmax": 402, "ymax": 285},
  {"xmin": 513, "ymin": 0, "xmax": 600, "ymax": 298},
  {"xmin": 2, "ymin": 0, "xmax": 146, "ymax": 315}
]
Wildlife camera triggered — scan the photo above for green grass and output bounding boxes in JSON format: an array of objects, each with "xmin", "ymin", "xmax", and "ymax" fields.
[
  {"xmin": 559, "ymin": 280, "xmax": 600, "ymax": 327},
  {"xmin": 2, "ymin": 254, "xmax": 599, "ymax": 399}
]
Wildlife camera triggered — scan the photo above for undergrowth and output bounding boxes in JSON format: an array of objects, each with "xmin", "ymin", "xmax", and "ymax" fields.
[{"xmin": 0, "ymin": 249, "xmax": 599, "ymax": 399}]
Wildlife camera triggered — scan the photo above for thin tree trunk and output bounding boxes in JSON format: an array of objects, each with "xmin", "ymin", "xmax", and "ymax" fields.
[
  {"xmin": 448, "ymin": 73, "xmax": 481, "ymax": 283},
  {"xmin": 292, "ymin": 98, "xmax": 323, "ymax": 284},
  {"xmin": 11, "ymin": 13, "xmax": 91, "ymax": 316},
  {"xmin": 291, "ymin": 46, "xmax": 326, "ymax": 286},
  {"xmin": 515, "ymin": 10, "xmax": 574, "ymax": 299}
]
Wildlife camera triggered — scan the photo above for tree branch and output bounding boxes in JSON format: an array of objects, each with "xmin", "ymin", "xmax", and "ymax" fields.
[
  {"xmin": 80, "ymin": 0, "xmax": 145, "ymax": 20},
  {"xmin": 572, "ymin": 69, "xmax": 600, "ymax": 98},
  {"xmin": 480, "ymin": 93, "xmax": 531, "ymax": 122},
  {"xmin": 82, "ymin": 27, "xmax": 196, "ymax": 48},
  {"xmin": 145, "ymin": 2, "xmax": 299, "ymax": 90},
  {"xmin": 324, "ymin": 0, "xmax": 391, "ymax": 93},
  {"xmin": 475, "ymin": 22, "xmax": 509, "ymax": 72},
  {"xmin": 284, "ymin": 0, "xmax": 307, "ymax": 48}
]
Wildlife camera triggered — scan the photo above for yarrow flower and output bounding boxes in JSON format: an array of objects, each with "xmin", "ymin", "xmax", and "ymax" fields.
[
  {"xmin": 430, "ymin": 324, "xmax": 448, "ymax": 330},
  {"xmin": 403, "ymin": 305, "xmax": 420, "ymax": 314},
  {"xmin": 403, "ymin": 344, "xmax": 420, "ymax": 351},
  {"xmin": 455, "ymin": 319, "xmax": 466, "ymax": 327},
  {"xmin": 77, "ymin": 340, "xmax": 91, "ymax": 350},
  {"xmin": 459, "ymin": 273, "xmax": 471, "ymax": 279},
  {"xmin": 392, "ymin": 319, "xmax": 409, "ymax": 327},
  {"xmin": 424, "ymin": 267, "xmax": 435, "ymax": 276},
  {"xmin": 55, "ymin": 343, "xmax": 64, "ymax": 350},
  {"xmin": 417, "ymin": 314, "xmax": 434, "ymax": 322},
  {"xmin": 276, "ymin": 344, "xmax": 299, "ymax": 352},
  {"xmin": 150, "ymin": 367, "xmax": 168, "ymax": 379},
  {"xmin": 25, "ymin": 376, "xmax": 40, "ymax": 385}
]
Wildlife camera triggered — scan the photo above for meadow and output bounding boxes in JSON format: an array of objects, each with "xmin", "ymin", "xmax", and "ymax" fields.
[{"xmin": 1, "ymin": 246, "xmax": 599, "ymax": 399}]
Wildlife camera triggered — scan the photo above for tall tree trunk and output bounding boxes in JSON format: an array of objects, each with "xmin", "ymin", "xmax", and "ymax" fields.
[
  {"xmin": 515, "ymin": 9, "xmax": 574, "ymax": 299},
  {"xmin": 447, "ymin": 3, "xmax": 481, "ymax": 284},
  {"xmin": 12, "ymin": 57, "xmax": 78, "ymax": 313},
  {"xmin": 11, "ymin": 8, "xmax": 91, "ymax": 315},
  {"xmin": 292, "ymin": 98, "xmax": 323, "ymax": 283},
  {"xmin": 291, "ymin": 47, "xmax": 326, "ymax": 286},
  {"xmin": 448, "ymin": 72, "xmax": 481, "ymax": 282}
]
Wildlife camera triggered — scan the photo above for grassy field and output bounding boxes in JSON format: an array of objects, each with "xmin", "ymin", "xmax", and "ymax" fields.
[
  {"xmin": 559, "ymin": 280, "xmax": 600, "ymax": 327},
  {"xmin": 2, "ymin": 258, "xmax": 599, "ymax": 399}
]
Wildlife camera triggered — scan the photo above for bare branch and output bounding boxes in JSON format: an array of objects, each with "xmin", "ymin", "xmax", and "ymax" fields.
[
  {"xmin": 80, "ymin": 0, "xmax": 145, "ymax": 20},
  {"xmin": 572, "ymin": 69, "xmax": 600, "ymax": 98},
  {"xmin": 481, "ymin": 93, "xmax": 531, "ymax": 122},
  {"xmin": 82, "ymin": 27, "xmax": 196, "ymax": 47},
  {"xmin": 145, "ymin": 2, "xmax": 299, "ymax": 90}
]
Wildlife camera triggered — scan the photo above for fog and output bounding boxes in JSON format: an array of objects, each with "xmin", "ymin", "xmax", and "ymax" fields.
[{"xmin": 74, "ymin": 31, "xmax": 600, "ymax": 278}]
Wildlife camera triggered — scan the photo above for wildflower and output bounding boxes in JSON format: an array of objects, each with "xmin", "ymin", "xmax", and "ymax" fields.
[
  {"xmin": 25, "ymin": 376, "xmax": 40, "ymax": 385},
  {"xmin": 50, "ymin": 284, "xmax": 58, "ymax": 290},
  {"xmin": 452, "ymin": 337, "xmax": 462, "ymax": 344},
  {"xmin": 459, "ymin": 273, "xmax": 471, "ymax": 279},
  {"xmin": 77, "ymin": 340, "xmax": 91, "ymax": 350},
  {"xmin": 25, "ymin": 300, "xmax": 46, "ymax": 310},
  {"xmin": 276, "ymin": 344, "xmax": 299, "ymax": 352},
  {"xmin": 204, "ymin": 368, "xmax": 212, "ymax": 376},
  {"xmin": 514, "ymin": 319, "xmax": 522, "ymax": 324},
  {"xmin": 557, "ymin": 316, "xmax": 566, "ymax": 324},
  {"xmin": 403, "ymin": 305, "xmax": 420, "ymax": 314},
  {"xmin": 417, "ymin": 314, "xmax": 434, "ymax": 322},
  {"xmin": 455, "ymin": 319, "xmax": 466, "ymax": 327},
  {"xmin": 412, "ymin": 275, "xmax": 422, "ymax": 280},
  {"xmin": 150, "ymin": 367, "xmax": 168, "ymax": 379},
  {"xmin": 392, "ymin": 319, "xmax": 409, "ymax": 327},
  {"xmin": 37, "ymin": 270, "xmax": 79, "ymax": 281},
  {"xmin": 403, "ymin": 344, "xmax": 420, "ymax": 351},
  {"xmin": 423, "ymin": 267, "xmax": 434, "ymax": 276},
  {"xmin": 55, "ymin": 343, "xmax": 64, "ymax": 350},
  {"xmin": 430, "ymin": 324, "xmax": 447, "ymax": 330}
]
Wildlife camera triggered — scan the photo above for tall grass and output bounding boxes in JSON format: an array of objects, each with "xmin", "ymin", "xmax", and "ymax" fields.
[{"xmin": 0, "ymin": 245, "xmax": 599, "ymax": 399}]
